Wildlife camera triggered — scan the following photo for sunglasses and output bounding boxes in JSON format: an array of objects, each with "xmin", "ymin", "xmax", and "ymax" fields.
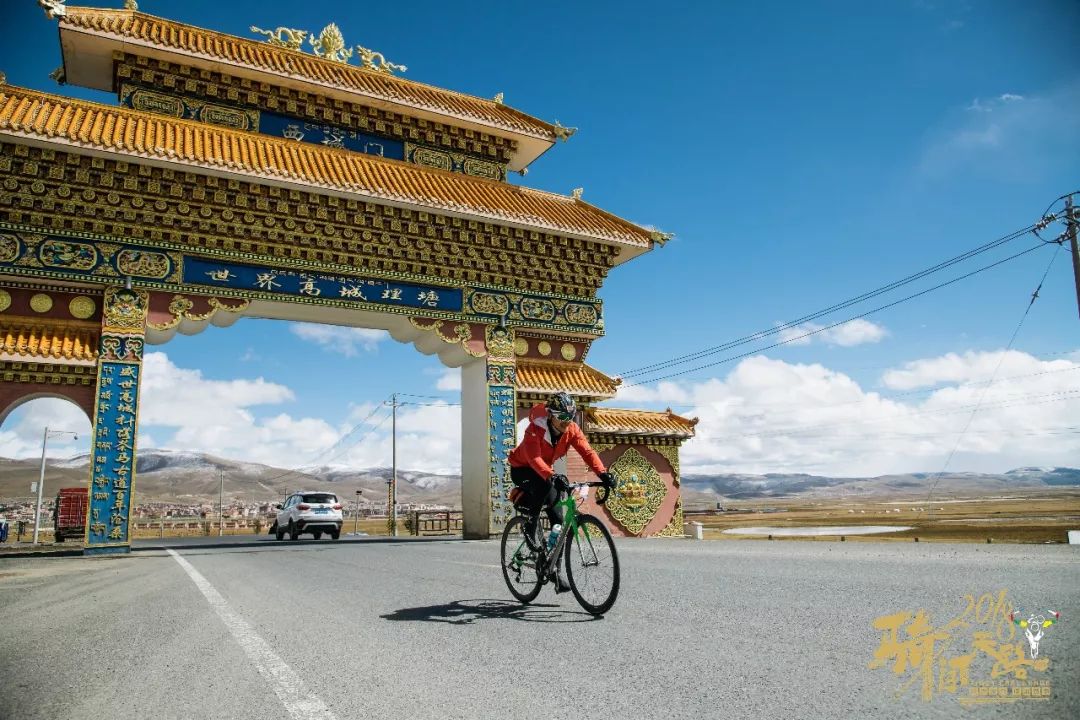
[{"xmin": 550, "ymin": 411, "xmax": 575, "ymax": 422}]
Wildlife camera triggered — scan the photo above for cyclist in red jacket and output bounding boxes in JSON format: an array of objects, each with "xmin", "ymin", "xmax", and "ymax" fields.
[{"xmin": 508, "ymin": 392, "xmax": 614, "ymax": 556}]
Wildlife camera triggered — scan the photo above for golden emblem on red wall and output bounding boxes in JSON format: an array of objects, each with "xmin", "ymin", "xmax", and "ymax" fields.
[{"xmin": 606, "ymin": 447, "xmax": 667, "ymax": 535}]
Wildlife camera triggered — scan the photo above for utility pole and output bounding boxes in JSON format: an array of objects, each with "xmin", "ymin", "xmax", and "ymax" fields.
[
  {"xmin": 218, "ymin": 470, "xmax": 224, "ymax": 537},
  {"xmin": 354, "ymin": 489, "xmax": 362, "ymax": 535},
  {"xmin": 33, "ymin": 426, "xmax": 48, "ymax": 545},
  {"xmin": 34, "ymin": 427, "xmax": 76, "ymax": 545},
  {"xmin": 1065, "ymin": 194, "xmax": 1080, "ymax": 322},
  {"xmin": 389, "ymin": 393, "xmax": 398, "ymax": 537}
]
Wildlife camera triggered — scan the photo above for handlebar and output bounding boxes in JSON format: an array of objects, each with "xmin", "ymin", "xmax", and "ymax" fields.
[{"xmin": 567, "ymin": 481, "xmax": 612, "ymax": 505}]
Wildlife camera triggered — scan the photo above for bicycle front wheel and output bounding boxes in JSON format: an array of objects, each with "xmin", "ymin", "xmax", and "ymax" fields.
[
  {"xmin": 501, "ymin": 515, "xmax": 543, "ymax": 604},
  {"xmin": 564, "ymin": 514, "xmax": 620, "ymax": 615}
]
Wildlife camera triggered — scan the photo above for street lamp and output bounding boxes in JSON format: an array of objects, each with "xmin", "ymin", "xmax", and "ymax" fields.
[
  {"xmin": 354, "ymin": 489, "xmax": 362, "ymax": 535},
  {"xmin": 35, "ymin": 427, "xmax": 78, "ymax": 545}
]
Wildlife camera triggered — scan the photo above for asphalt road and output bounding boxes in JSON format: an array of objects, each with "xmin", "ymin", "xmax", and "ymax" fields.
[{"xmin": 0, "ymin": 537, "xmax": 1077, "ymax": 720}]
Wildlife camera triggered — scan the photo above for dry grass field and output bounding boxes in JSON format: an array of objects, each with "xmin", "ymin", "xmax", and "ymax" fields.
[
  {"xmin": 688, "ymin": 489, "xmax": 1080, "ymax": 543},
  {"xmin": 5, "ymin": 491, "xmax": 1079, "ymax": 548},
  {"xmin": 0, "ymin": 517, "xmax": 416, "ymax": 546}
]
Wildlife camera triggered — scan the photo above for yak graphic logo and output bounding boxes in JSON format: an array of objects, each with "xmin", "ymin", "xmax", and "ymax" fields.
[{"xmin": 1010, "ymin": 609, "xmax": 1061, "ymax": 659}]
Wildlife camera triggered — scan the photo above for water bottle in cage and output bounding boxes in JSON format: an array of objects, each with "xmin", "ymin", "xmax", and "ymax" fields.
[{"xmin": 546, "ymin": 523, "xmax": 562, "ymax": 552}]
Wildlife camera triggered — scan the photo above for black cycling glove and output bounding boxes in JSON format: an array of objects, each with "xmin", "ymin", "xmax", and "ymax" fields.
[{"xmin": 598, "ymin": 471, "xmax": 615, "ymax": 488}]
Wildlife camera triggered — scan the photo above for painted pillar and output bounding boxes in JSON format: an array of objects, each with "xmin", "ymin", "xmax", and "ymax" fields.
[
  {"xmin": 460, "ymin": 326, "xmax": 516, "ymax": 539},
  {"xmin": 84, "ymin": 287, "xmax": 148, "ymax": 555}
]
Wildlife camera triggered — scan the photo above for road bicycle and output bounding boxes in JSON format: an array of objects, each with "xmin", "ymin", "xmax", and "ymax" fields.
[{"xmin": 500, "ymin": 479, "xmax": 620, "ymax": 615}]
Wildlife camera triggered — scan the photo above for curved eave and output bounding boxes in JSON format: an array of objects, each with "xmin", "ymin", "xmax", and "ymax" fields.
[
  {"xmin": 56, "ymin": 8, "xmax": 558, "ymax": 170},
  {"xmin": 0, "ymin": 85, "xmax": 655, "ymax": 251}
]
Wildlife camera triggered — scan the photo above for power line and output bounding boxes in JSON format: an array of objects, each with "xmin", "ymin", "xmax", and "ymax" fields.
[
  {"xmin": 657, "ymin": 364, "xmax": 1080, "ymax": 413},
  {"xmin": 924, "ymin": 244, "xmax": 1066, "ymax": 512},
  {"xmin": 619, "ymin": 221, "xmax": 1039, "ymax": 378},
  {"xmin": 312, "ymin": 407, "xmax": 395, "ymax": 471},
  {"xmin": 623, "ymin": 242, "xmax": 1049, "ymax": 387},
  {"xmin": 261, "ymin": 396, "xmax": 391, "ymax": 485}
]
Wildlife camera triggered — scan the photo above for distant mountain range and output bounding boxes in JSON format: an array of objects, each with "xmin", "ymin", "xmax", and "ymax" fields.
[
  {"xmin": 680, "ymin": 467, "xmax": 1080, "ymax": 504},
  {"xmin": 0, "ymin": 449, "xmax": 460, "ymax": 507},
  {"xmin": 1, "ymin": 450, "xmax": 1077, "ymax": 506}
]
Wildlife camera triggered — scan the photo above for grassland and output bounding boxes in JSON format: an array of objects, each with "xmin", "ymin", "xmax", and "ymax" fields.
[{"xmin": 687, "ymin": 489, "xmax": 1080, "ymax": 543}]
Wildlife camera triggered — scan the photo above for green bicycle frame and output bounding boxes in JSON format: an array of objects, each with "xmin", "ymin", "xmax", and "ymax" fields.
[{"xmin": 510, "ymin": 486, "xmax": 601, "ymax": 576}]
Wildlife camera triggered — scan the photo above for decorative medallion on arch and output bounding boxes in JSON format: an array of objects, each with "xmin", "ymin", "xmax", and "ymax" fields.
[{"xmin": 605, "ymin": 447, "xmax": 668, "ymax": 536}]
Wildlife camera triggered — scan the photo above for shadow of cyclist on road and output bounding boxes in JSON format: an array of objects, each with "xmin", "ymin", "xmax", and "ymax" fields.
[{"xmin": 381, "ymin": 598, "xmax": 602, "ymax": 625}]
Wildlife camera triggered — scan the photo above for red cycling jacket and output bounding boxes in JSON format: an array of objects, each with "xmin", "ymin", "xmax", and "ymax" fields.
[{"xmin": 508, "ymin": 403, "xmax": 606, "ymax": 480}]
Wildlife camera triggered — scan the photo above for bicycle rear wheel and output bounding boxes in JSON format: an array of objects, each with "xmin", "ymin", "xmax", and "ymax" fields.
[
  {"xmin": 564, "ymin": 514, "xmax": 620, "ymax": 615},
  {"xmin": 501, "ymin": 515, "xmax": 543, "ymax": 604}
]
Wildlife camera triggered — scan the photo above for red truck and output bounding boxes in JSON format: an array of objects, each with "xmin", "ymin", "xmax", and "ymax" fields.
[{"xmin": 53, "ymin": 487, "xmax": 88, "ymax": 543}]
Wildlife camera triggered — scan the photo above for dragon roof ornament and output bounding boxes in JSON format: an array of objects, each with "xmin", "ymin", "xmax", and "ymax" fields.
[
  {"xmin": 37, "ymin": 0, "xmax": 67, "ymax": 19},
  {"xmin": 553, "ymin": 121, "xmax": 578, "ymax": 142},
  {"xmin": 249, "ymin": 21, "xmax": 406, "ymax": 75}
]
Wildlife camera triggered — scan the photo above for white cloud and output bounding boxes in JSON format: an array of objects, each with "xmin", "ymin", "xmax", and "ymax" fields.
[
  {"xmin": 0, "ymin": 398, "xmax": 92, "ymax": 460},
  {"xmin": 615, "ymin": 349, "xmax": 1080, "ymax": 476},
  {"xmin": 5, "ymin": 348, "xmax": 1076, "ymax": 478},
  {"xmin": 435, "ymin": 369, "xmax": 461, "ymax": 392},
  {"xmin": 777, "ymin": 318, "xmax": 888, "ymax": 347},
  {"xmin": 880, "ymin": 350, "xmax": 1069, "ymax": 390},
  {"xmin": 319, "ymin": 401, "xmax": 461, "ymax": 475},
  {"xmin": 289, "ymin": 323, "xmax": 386, "ymax": 357},
  {"xmin": 920, "ymin": 83, "xmax": 1080, "ymax": 179}
]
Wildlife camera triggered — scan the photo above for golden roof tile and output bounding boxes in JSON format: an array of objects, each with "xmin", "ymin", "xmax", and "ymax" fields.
[
  {"xmin": 0, "ymin": 319, "xmax": 99, "ymax": 364},
  {"xmin": 515, "ymin": 359, "xmax": 620, "ymax": 399},
  {"xmin": 0, "ymin": 85, "xmax": 652, "ymax": 248},
  {"xmin": 585, "ymin": 407, "xmax": 698, "ymax": 438},
  {"xmin": 59, "ymin": 7, "xmax": 556, "ymax": 141}
]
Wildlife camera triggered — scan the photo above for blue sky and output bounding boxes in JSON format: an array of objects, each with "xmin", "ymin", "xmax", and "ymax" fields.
[{"xmin": 1, "ymin": 0, "xmax": 1078, "ymax": 475}]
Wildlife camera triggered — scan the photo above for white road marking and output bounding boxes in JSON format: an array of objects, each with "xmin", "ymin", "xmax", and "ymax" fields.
[
  {"xmin": 446, "ymin": 560, "xmax": 500, "ymax": 569},
  {"xmin": 167, "ymin": 549, "xmax": 338, "ymax": 720}
]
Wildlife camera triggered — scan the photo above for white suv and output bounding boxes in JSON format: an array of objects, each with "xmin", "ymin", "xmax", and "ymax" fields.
[{"xmin": 273, "ymin": 492, "xmax": 343, "ymax": 541}]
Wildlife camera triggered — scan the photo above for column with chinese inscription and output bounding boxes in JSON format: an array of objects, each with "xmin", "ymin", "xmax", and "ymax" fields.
[
  {"xmin": 460, "ymin": 326, "xmax": 517, "ymax": 539},
  {"xmin": 84, "ymin": 287, "xmax": 149, "ymax": 555}
]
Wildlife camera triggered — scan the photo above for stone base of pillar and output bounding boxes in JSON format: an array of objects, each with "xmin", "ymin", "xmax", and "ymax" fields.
[{"xmin": 83, "ymin": 545, "xmax": 131, "ymax": 556}]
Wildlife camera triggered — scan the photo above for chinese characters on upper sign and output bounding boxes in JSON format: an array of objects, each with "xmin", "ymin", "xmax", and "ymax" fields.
[
  {"xmin": 260, "ymin": 112, "xmax": 405, "ymax": 159},
  {"xmin": 869, "ymin": 590, "xmax": 1057, "ymax": 706},
  {"xmin": 185, "ymin": 257, "xmax": 463, "ymax": 312}
]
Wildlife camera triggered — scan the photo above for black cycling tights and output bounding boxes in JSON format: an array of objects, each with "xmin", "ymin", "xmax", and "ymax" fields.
[{"xmin": 510, "ymin": 465, "xmax": 565, "ymax": 528}]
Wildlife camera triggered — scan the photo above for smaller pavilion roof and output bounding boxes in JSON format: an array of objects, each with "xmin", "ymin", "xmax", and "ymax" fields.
[
  {"xmin": 585, "ymin": 407, "xmax": 698, "ymax": 439},
  {"xmin": 515, "ymin": 359, "xmax": 620, "ymax": 400}
]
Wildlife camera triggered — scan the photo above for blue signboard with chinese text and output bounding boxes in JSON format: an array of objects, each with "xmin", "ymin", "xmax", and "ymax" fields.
[
  {"xmin": 260, "ymin": 112, "xmax": 405, "ymax": 160},
  {"xmin": 184, "ymin": 257, "xmax": 463, "ymax": 312},
  {"xmin": 488, "ymin": 384, "xmax": 516, "ymax": 531},
  {"xmin": 85, "ymin": 362, "xmax": 141, "ymax": 550}
]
